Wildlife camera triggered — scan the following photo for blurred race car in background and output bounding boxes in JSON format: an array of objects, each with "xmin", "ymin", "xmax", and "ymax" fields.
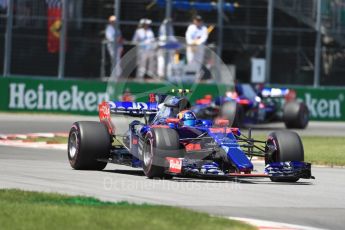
[
  {"xmin": 67, "ymin": 90, "xmax": 314, "ymax": 182},
  {"xmin": 192, "ymin": 84, "xmax": 309, "ymax": 129}
]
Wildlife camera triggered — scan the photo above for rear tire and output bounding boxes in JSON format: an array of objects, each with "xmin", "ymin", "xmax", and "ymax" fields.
[
  {"xmin": 68, "ymin": 121, "xmax": 110, "ymax": 170},
  {"xmin": 283, "ymin": 101, "xmax": 309, "ymax": 129},
  {"xmin": 195, "ymin": 106, "xmax": 219, "ymax": 120},
  {"xmin": 221, "ymin": 101, "xmax": 244, "ymax": 127},
  {"xmin": 141, "ymin": 128, "xmax": 181, "ymax": 179},
  {"xmin": 265, "ymin": 131, "xmax": 304, "ymax": 182}
]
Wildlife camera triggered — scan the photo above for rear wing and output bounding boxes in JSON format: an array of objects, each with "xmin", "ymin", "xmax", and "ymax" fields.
[
  {"xmin": 261, "ymin": 87, "xmax": 290, "ymax": 98},
  {"xmin": 108, "ymin": 101, "xmax": 158, "ymax": 116}
]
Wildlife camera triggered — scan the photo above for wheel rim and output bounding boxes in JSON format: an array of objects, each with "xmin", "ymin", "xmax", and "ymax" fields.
[
  {"xmin": 266, "ymin": 137, "xmax": 278, "ymax": 163},
  {"xmin": 69, "ymin": 132, "xmax": 78, "ymax": 158},
  {"xmin": 143, "ymin": 139, "xmax": 153, "ymax": 168},
  {"xmin": 300, "ymin": 109, "xmax": 309, "ymax": 126}
]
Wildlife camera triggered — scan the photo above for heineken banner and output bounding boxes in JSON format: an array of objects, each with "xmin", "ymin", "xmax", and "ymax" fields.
[
  {"xmin": 0, "ymin": 77, "xmax": 344, "ymax": 120},
  {"xmin": 0, "ymin": 77, "xmax": 227, "ymax": 115},
  {"xmin": 1, "ymin": 78, "xmax": 108, "ymax": 115},
  {"xmin": 293, "ymin": 87, "xmax": 345, "ymax": 121}
]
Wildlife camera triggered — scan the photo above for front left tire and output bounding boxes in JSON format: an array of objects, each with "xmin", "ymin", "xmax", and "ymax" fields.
[
  {"xmin": 141, "ymin": 128, "xmax": 181, "ymax": 179},
  {"xmin": 68, "ymin": 121, "xmax": 111, "ymax": 170}
]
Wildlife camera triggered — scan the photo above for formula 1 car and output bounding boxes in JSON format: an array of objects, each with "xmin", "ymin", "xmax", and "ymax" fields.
[
  {"xmin": 67, "ymin": 90, "xmax": 314, "ymax": 182},
  {"xmin": 192, "ymin": 84, "xmax": 309, "ymax": 129}
]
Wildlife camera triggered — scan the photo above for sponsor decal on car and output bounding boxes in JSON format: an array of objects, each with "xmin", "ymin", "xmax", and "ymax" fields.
[{"xmin": 166, "ymin": 157, "xmax": 182, "ymax": 174}]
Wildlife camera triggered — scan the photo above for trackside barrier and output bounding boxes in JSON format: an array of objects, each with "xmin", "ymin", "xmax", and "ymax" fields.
[
  {"xmin": 293, "ymin": 87, "xmax": 345, "ymax": 121},
  {"xmin": 1, "ymin": 77, "xmax": 344, "ymax": 121},
  {"xmin": 0, "ymin": 77, "xmax": 228, "ymax": 115},
  {"xmin": 269, "ymin": 85, "xmax": 345, "ymax": 121}
]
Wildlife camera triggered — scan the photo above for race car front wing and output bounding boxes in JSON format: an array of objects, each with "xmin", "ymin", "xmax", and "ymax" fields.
[{"xmin": 164, "ymin": 157, "xmax": 315, "ymax": 180}]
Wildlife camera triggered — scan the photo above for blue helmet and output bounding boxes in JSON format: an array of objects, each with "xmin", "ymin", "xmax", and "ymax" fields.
[{"xmin": 177, "ymin": 110, "xmax": 197, "ymax": 126}]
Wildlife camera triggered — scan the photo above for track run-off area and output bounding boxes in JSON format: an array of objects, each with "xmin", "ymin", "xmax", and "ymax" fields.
[{"xmin": 0, "ymin": 113, "xmax": 344, "ymax": 230}]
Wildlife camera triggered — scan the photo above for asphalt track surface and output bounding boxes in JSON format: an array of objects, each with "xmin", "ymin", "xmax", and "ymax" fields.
[{"xmin": 1, "ymin": 113, "xmax": 345, "ymax": 230}]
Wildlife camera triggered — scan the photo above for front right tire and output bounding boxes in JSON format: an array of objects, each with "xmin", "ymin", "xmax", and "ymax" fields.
[{"xmin": 265, "ymin": 131, "xmax": 304, "ymax": 182}]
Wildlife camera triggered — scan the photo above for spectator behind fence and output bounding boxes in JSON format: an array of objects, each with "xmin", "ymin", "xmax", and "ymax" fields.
[
  {"xmin": 185, "ymin": 15, "xmax": 208, "ymax": 79},
  {"xmin": 105, "ymin": 15, "xmax": 123, "ymax": 77},
  {"xmin": 132, "ymin": 18, "xmax": 156, "ymax": 81},
  {"xmin": 157, "ymin": 18, "xmax": 178, "ymax": 79}
]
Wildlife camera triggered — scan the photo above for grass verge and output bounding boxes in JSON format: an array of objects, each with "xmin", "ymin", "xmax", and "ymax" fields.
[
  {"xmin": 301, "ymin": 136, "xmax": 345, "ymax": 166},
  {"xmin": 253, "ymin": 134, "xmax": 345, "ymax": 166},
  {"xmin": 0, "ymin": 189, "xmax": 255, "ymax": 230}
]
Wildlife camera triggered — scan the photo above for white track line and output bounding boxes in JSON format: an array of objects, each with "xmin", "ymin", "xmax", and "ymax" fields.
[
  {"xmin": 26, "ymin": 133, "xmax": 55, "ymax": 138},
  {"xmin": 0, "ymin": 140, "xmax": 66, "ymax": 150},
  {"xmin": 230, "ymin": 217, "xmax": 325, "ymax": 230},
  {"xmin": 0, "ymin": 133, "xmax": 68, "ymax": 150},
  {"xmin": 0, "ymin": 132, "xmax": 68, "ymax": 140}
]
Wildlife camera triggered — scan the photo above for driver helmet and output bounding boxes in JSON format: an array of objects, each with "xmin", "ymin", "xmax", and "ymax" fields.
[{"xmin": 177, "ymin": 110, "xmax": 197, "ymax": 127}]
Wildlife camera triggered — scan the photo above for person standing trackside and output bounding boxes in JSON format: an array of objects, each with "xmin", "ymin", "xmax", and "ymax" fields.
[
  {"xmin": 157, "ymin": 18, "xmax": 177, "ymax": 79},
  {"xmin": 132, "ymin": 18, "xmax": 156, "ymax": 81},
  {"xmin": 105, "ymin": 15, "xmax": 123, "ymax": 77},
  {"xmin": 185, "ymin": 15, "xmax": 208, "ymax": 78}
]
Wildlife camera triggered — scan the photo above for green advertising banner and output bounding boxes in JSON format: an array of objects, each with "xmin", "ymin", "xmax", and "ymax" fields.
[
  {"xmin": 1, "ymin": 77, "xmax": 344, "ymax": 121},
  {"xmin": 0, "ymin": 77, "xmax": 108, "ymax": 115},
  {"xmin": 0, "ymin": 77, "xmax": 228, "ymax": 115},
  {"xmin": 293, "ymin": 87, "xmax": 345, "ymax": 121}
]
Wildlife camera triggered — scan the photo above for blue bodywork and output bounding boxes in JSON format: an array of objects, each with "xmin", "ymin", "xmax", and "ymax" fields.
[{"xmin": 192, "ymin": 84, "xmax": 292, "ymax": 125}]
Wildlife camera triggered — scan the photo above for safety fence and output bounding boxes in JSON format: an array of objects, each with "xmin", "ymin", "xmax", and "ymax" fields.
[{"xmin": 1, "ymin": 0, "xmax": 345, "ymax": 86}]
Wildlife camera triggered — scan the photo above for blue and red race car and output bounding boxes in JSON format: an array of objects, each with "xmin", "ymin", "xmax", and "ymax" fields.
[
  {"xmin": 68, "ymin": 90, "xmax": 314, "ymax": 182},
  {"xmin": 192, "ymin": 84, "xmax": 309, "ymax": 129}
]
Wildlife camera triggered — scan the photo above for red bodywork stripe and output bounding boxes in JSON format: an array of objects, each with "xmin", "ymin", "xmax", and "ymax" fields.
[
  {"xmin": 228, "ymin": 173, "xmax": 269, "ymax": 178},
  {"xmin": 185, "ymin": 143, "xmax": 201, "ymax": 151},
  {"xmin": 150, "ymin": 125, "xmax": 169, "ymax": 128},
  {"xmin": 196, "ymin": 98, "xmax": 212, "ymax": 105},
  {"xmin": 209, "ymin": 128, "xmax": 232, "ymax": 133},
  {"xmin": 98, "ymin": 101, "xmax": 114, "ymax": 134},
  {"xmin": 132, "ymin": 138, "xmax": 138, "ymax": 145},
  {"xmin": 238, "ymin": 99, "xmax": 251, "ymax": 105}
]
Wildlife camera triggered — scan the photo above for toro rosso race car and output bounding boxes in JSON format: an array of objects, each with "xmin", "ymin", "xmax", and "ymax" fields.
[
  {"xmin": 68, "ymin": 90, "xmax": 314, "ymax": 182},
  {"xmin": 193, "ymin": 84, "xmax": 309, "ymax": 129}
]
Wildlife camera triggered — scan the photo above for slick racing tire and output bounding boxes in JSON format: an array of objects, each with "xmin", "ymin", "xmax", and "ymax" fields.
[
  {"xmin": 221, "ymin": 101, "xmax": 244, "ymax": 128},
  {"xmin": 265, "ymin": 131, "xmax": 304, "ymax": 182},
  {"xmin": 283, "ymin": 101, "xmax": 309, "ymax": 129},
  {"xmin": 142, "ymin": 128, "xmax": 181, "ymax": 179},
  {"xmin": 68, "ymin": 121, "xmax": 110, "ymax": 170},
  {"xmin": 195, "ymin": 107, "xmax": 219, "ymax": 120}
]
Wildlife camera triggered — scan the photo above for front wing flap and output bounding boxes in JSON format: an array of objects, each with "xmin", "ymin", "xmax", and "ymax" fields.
[
  {"xmin": 165, "ymin": 158, "xmax": 315, "ymax": 180},
  {"xmin": 265, "ymin": 161, "xmax": 315, "ymax": 179}
]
